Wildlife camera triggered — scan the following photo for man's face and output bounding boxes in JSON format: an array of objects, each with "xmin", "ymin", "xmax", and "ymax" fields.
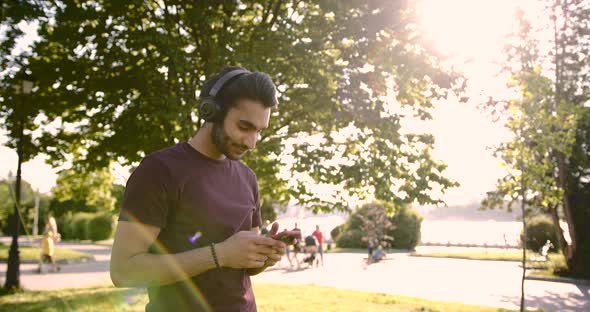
[{"xmin": 211, "ymin": 98, "xmax": 271, "ymax": 160}]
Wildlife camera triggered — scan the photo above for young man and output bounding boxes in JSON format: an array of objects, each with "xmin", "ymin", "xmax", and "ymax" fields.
[{"xmin": 110, "ymin": 66, "xmax": 286, "ymax": 312}]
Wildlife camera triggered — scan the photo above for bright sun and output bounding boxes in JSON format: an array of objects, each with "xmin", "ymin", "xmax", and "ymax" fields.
[{"xmin": 418, "ymin": 0, "xmax": 535, "ymax": 62}]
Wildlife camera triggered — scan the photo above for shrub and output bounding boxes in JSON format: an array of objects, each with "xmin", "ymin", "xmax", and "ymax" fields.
[
  {"xmin": 335, "ymin": 202, "xmax": 423, "ymax": 250},
  {"xmin": 70, "ymin": 213, "xmax": 94, "ymax": 240},
  {"xmin": 388, "ymin": 205, "xmax": 423, "ymax": 250},
  {"xmin": 330, "ymin": 224, "xmax": 345, "ymax": 241},
  {"xmin": 336, "ymin": 229, "xmax": 367, "ymax": 248},
  {"xmin": 56, "ymin": 214, "xmax": 73, "ymax": 239},
  {"xmin": 87, "ymin": 213, "xmax": 115, "ymax": 241},
  {"xmin": 521, "ymin": 215, "xmax": 559, "ymax": 252}
]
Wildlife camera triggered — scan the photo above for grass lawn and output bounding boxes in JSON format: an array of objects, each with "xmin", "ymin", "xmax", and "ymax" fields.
[
  {"xmin": 411, "ymin": 250, "xmax": 539, "ymax": 261},
  {"xmin": 69, "ymin": 239, "xmax": 114, "ymax": 246},
  {"xmin": 412, "ymin": 251, "xmax": 567, "ymax": 278},
  {"xmin": 411, "ymin": 250, "xmax": 566, "ymax": 263},
  {"xmin": 0, "ymin": 243, "xmax": 93, "ymax": 263},
  {"xmin": 0, "ymin": 283, "xmax": 528, "ymax": 312}
]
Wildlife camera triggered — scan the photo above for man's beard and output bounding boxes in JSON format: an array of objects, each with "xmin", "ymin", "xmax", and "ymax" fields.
[{"xmin": 211, "ymin": 122, "xmax": 247, "ymax": 160}]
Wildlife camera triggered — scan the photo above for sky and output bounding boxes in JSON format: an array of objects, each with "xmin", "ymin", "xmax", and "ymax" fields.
[{"xmin": 0, "ymin": 0, "xmax": 545, "ymax": 206}]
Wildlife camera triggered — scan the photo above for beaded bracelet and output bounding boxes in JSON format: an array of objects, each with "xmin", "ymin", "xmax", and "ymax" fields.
[{"xmin": 210, "ymin": 243, "xmax": 221, "ymax": 269}]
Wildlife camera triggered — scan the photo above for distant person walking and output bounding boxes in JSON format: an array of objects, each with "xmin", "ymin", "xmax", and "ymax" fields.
[
  {"xmin": 367, "ymin": 239, "xmax": 377, "ymax": 264},
  {"xmin": 37, "ymin": 216, "xmax": 61, "ymax": 273},
  {"xmin": 312, "ymin": 225, "xmax": 324, "ymax": 267},
  {"xmin": 292, "ymin": 222, "xmax": 302, "ymax": 268}
]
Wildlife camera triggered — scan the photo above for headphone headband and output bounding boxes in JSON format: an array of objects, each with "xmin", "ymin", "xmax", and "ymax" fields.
[
  {"xmin": 199, "ymin": 68, "xmax": 251, "ymax": 122},
  {"xmin": 208, "ymin": 69, "xmax": 250, "ymax": 97}
]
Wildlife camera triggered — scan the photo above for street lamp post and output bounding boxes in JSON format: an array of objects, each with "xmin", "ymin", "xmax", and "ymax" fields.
[{"xmin": 4, "ymin": 79, "xmax": 33, "ymax": 290}]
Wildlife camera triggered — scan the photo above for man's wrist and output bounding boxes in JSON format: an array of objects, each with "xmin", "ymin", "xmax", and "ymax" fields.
[
  {"xmin": 213, "ymin": 241, "xmax": 226, "ymax": 267},
  {"xmin": 209, "ymin": 243, "xmax": 221, "ymax": 269}
]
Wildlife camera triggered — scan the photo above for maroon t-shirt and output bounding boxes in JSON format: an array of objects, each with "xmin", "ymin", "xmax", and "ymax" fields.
[{"xmin": 118, "ymin": 142, "xmax": 262, "ymax": 312}]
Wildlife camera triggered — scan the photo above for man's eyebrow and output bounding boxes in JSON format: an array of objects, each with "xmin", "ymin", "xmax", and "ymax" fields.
[{"xmin": 239, "ymin": 119, "xmax": 267, "ymax": 130}]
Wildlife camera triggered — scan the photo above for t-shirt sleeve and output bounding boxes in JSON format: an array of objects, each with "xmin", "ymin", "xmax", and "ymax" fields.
[
  {"xmin": 118, "ymin": 156, "xmax": 171, "ymax": 229},
  {"xmin": 251, "ymin": 174, "xmax": 262, "ymax": 229}
]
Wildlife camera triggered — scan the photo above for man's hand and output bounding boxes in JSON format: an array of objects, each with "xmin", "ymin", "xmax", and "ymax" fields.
[
  {"xmin": 216, "ymin": 230, "xmax": 284, "ymax": 269},
  {"xmin": 244, "ymin": 222, "xmax": 286, "ymax": 275},
  {"xmin": 260, "ymin": 222, "xmax": 284, "ymax": 267},
  {"xmin": 261, "ymin": 246, "xmax": 284, "ymax": 267}
]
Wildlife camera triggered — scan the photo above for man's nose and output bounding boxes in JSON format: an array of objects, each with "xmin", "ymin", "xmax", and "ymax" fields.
[{"xmin": 244, "ymin": 132, "xmax": 258, "ymax": 150}]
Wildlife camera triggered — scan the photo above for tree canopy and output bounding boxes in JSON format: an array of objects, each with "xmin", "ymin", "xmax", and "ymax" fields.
[
  {"xmin": 49, "ymin": 166, "xmax": 116, "ymax": 216},
  {"xmin": 1, "ymin": 1, "xmax": 463, "ymax": 212}
]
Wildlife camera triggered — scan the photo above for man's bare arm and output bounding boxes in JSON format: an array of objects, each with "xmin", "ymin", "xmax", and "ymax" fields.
[
  {"xmin": 110, "ymin": 221, "xmax": 218, "ymax": 287},
  {"xmin": 110, "ymin": 221, "xmax": 284, "ymax": 287}
]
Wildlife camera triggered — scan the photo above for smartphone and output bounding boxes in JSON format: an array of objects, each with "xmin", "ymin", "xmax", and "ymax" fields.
[{"xmin": 271, "ymin": 230, "xmax": 301, "ymax": 245}]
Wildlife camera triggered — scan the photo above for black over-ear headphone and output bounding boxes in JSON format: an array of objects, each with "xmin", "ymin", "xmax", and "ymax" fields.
[{"xmin": 198, "ymin": 69, "xmax": 250, "ymax": 122}]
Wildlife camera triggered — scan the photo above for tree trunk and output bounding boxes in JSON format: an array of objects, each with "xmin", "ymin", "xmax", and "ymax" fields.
[
  {"xmin": 549, "ymin": 203, "xmax": 571, "ymax": 262},
  {"xmin": 568, "ymin": 193, "xmax": 590, "ymax": 277},
  {"xmin": 4, "ymin": 119, "xmax": 23, "ymax": 289},
  {"xmin": 556, "ymin": 153, "xmax": 578, "ymax": 266},
  {"xmin": 551, "ymin": 0, "xmax": 578, "ymax": 273}
]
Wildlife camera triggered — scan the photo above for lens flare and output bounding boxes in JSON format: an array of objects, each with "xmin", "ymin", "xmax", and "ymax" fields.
[
  {"xmin": 119, "ymin": 215, "xmax": 211, "ymax": 311},
  {"xmin": 189, "ymin": 232, "xmax": 202, "ymax": 244}
]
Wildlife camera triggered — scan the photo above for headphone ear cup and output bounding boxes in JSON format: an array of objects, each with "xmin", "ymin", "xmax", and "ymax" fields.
[{"xmin": 199, "ymin": 98, "xmax": 221, "ymax": 122}]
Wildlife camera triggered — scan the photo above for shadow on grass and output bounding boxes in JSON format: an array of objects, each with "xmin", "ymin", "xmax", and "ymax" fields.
[
  {"xmin": 498, "ymin": 286, "xmax": 590, "ymax": 312},
  {"xmin": 577, "ymin": 284, "xmax": 590, "ymax": 302}
]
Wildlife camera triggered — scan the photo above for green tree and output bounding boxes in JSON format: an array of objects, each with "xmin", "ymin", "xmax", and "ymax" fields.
[
  {"xmin": 0, "ymin": 176, "xmax": 50, "ymax": 236},
  {"xmin": 357, "ymin": 201, "xmax": 394, "ymax": 248},
  {"xmin": 2, "ymin": 1, "xmax": 462, "ymax": 213},
  {"xmin": 484, "ymin": 2, "xmax": 590, "ymax": 277},
  {"xmin": 50, "ymin": 167, "xmax": 116, "ymax": 217},
  {"xmin": 260, "ymin": 197, "xmax": 282, "ymax": 223},
  {"xmin": 111, "ymin": 183, "xmax": 125, "ymax": 212}
]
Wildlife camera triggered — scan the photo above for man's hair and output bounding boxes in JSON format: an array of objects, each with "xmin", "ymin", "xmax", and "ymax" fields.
[{"xmin": 200, "ymin": 66, "xmax": 278, "ymax": 120}]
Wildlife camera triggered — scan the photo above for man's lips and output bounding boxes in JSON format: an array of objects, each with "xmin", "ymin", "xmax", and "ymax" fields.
[{"xmin": 234, "ymin": 146, "xmax": 248, "ymax": 154}]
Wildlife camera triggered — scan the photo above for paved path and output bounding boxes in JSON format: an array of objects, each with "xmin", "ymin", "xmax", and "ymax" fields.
[
  {"xmin": 0, "ymin": 241, "xmax": 111, "ymax": 291},
  {"xmin": 0, "ymin": 239, "xmax": 588, "ymax": 311},
  {"xmin": 253, "ymin": 252, "xmax": 590, "ymax": 312}
]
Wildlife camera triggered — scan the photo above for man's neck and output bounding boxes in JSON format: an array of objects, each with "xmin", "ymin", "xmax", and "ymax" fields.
[{"xmin": 188, "ymin": 124, "xmax": 226, "ymax": 160}]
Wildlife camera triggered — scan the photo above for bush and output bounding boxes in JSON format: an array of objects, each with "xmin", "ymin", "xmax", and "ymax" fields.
[
  {"xmin": 521, "ymin": 215, "xmax": 559, "ymax": 252},
  {"xmin": 56, "ymin": 214, "xmax": 73, "ymax": 239},
  {"xmin": 388, "ymin": 205, "xmax": 423, "ymax": 250},
  {"xmin": 87, "ymin": 213, "xmax": 114, "ymax": 241},
  {"xmin": 336, "ymin": 229, "xmax": 367, "ymax": 248},
  {"xmin": 330, "ymin": 224, "xmax": 345, "ymax": 241},
  {"xmin": 335, "ymin": 202, "xmax": 423, "ymax": 250},
  {"xmin": 70, "ymin": 213, "xmax": 94, "ymax": 240}
]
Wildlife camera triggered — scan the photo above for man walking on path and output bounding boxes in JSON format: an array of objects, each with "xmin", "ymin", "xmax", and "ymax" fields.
[{"xmin": 110, "ymin": 66, "xmax": 286, "ymax": 312}]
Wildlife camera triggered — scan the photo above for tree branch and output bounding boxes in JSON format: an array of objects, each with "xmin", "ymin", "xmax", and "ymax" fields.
[
  {"xmin": 260, "ymin": 109, "xmax": 306, "ymax": 142},
  {"xmin": 268, "ymin": 0, "xmax": 284, "ymax": 27}
]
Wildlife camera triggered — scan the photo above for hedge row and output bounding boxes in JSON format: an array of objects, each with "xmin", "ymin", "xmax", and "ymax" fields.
[{"xmin": 57, "ymin": 212, "xmax": 115, "ymax": 241}]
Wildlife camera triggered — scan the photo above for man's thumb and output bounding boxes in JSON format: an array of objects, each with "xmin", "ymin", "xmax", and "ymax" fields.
[{"xmin": 269, "ymin": 222, "xmax": 279, "ymax": 236}]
